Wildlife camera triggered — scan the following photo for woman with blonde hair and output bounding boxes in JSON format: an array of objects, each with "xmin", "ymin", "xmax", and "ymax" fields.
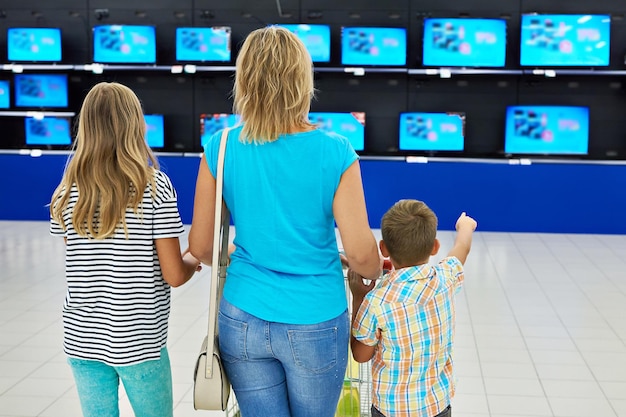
[
  {"xmin": 189, "ymin": 26, "xmax": 382, "ymax": 416},
  {"xmin": 50, "ymin": 82, "xmax": 200, "ymax": 417}
]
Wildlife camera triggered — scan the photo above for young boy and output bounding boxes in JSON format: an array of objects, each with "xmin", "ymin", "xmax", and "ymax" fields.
[{"xmin": 348, "ymin": 199, "xmax": 477, "ymax": 417}]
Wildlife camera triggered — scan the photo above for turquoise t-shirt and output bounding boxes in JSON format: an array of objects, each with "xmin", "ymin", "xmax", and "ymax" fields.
[{"xmin": 205, "ymin": 125, "xmax": 358, "ymax": 324}]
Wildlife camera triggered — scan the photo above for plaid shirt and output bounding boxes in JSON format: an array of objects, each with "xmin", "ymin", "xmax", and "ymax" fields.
[{"xmin": 353, "ymin": 257, "xmax": 464, "ymax": 417}]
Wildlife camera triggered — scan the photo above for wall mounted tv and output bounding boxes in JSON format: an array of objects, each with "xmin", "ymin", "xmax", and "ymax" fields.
[
  {"xmin": 504, "ymin": 105, "xmax": 589, "ymax": 155},
  {"xmin": 93, "ymin": 25, "xmax": 156, "ymax": 64},
  {"xmin": 276, "ymin": 24, "xmax": 331, "ymax": 63},
  {"xmin": 309, "ymin": 112, "xmax": 366, "ymax": 151},
  {"xmin": 422, "ymin": 18, "xmax": 507, "ymax": 67},
  {"xmin": 399, "ymin": 112, "xmax": 466, "ymax": 152},
  {"xmin": 0, "ymin": 80, "xmax": 9, "ymax": 109},
  {"xmin": 24, "ymin": 116, "xmax": 72, "ymax": 146},
  {"xmin": 8, "ymin": 28, "xmax": 62, "ymax": 62},
  {"xmin": 200, "ymin": 113, "xmax": 240, "ymax": 148},
  {"xmin": 176, "ymin": 27, "xmax": 231, "ymax": 62},
  {"xmin": 144, "ymin": 114, "xmax": 164, "ymax": 149},
  {"xmin": 14, "ymin": 74, "xmax": 68, "ymax": 108},
  {"xmin": 520, "ymin": 14, "xmax": 610, "ymax": 67},
  {"xmin": 341, "ymin": 27, "xmax": 407, "ymax": 66}
]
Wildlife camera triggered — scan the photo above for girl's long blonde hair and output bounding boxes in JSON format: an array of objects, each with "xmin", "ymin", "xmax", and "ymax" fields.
[
  {"xmin": 50, "ymin": 82, "xmax": 159, "ymax": 239},
  {"xmin": 233, "ymin": 26, "xmax": 315, "ymax": 143}
]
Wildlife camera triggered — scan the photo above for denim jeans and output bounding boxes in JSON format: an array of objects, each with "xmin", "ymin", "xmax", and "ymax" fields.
[
  {"xmin": 67, "ymin": 347, "xmax": 173, "ymax": 417},
  {"xmin": 218, "ymin": 297, "xmax": 350, "ymax": 417}
]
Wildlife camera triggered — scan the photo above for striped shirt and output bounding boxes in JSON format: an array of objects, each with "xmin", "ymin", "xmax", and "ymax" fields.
[
  {"xmin": 353, "ymin": 257, "xmax": 464, "ymax": 417},
  {"xmin": 50, "ymin": 170, "xmax": 184, "ymax": 366}
]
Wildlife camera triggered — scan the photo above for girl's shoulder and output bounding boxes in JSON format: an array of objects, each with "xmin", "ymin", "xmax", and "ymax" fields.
[{"xmin": 150, "ymin": 169, "xmax": 177, "ymax": 201}]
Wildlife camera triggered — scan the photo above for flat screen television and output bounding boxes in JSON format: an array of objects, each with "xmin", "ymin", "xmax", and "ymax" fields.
[
  {"xmin": 175, "ymin": 27, "xmax": 231, "ymax": 62},
  {"xmin": 341, "ymin": 27, "xmax": 407, "ymax": 66},
  {"xmin": 504, "ymin": 105, "xmax": 589, "ymax": 155},
  {"xmin": 200, "ymin": 113, "xmax": 240, "ymax": 148},
  {"xmin": 276, "ymin": 24, "xmax": 331, "ymax": 63},
  {"xmin": 399, "ymin": 112, "xmax": 465, "ymax": 152},
  {"xmin": 422, "ymin": 18, "xmax": 507, "ymax": 67},
  {"xmin": 309, "ymin": 112, "xmax": 366, "ymax": 151},
  {"xmin": 0, "ymin": 80, "xmax": 9, "ymax": 109},
  {"xmin": 144, "ymin": 114, "xmax": 164, "ymax": 148},
  {"xmin": 7, "ymin": 28, "xmax": 62, "ymax": 62},
  {"xmin": 93, "ymin": 25, "xmax": 156, "ymax": 64},
  {"xmin": 24, "ymin": 116, "xmax": 72, "ymax": 146},
  {"xmin": 14, "ymin": 74, "xmax": 68, "ymax": 108},
  {"xmin": 520, "ymin": 14, "xmax": 610, "ymax": 67}
]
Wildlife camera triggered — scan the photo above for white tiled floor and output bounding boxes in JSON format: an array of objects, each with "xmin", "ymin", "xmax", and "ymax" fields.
[{"xmin": 1, "ymin": 221, "xmax": 626, "ymax": 416}]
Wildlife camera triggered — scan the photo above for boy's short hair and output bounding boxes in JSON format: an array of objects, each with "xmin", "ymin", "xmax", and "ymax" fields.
[{"xmin": 381, "ymin": 199, "xmax": 438, "ymax": 265}]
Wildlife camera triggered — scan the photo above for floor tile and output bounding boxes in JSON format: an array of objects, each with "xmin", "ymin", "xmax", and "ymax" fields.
[
  {"xmin": 548, "ymin": 397, "xmax": 617, "ymax": 417},
  {"xmin": 487, "ymin": 395, "xmax": 553, "ymax": 416}
]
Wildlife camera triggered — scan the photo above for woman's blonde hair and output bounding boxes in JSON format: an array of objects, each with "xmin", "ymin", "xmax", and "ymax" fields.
[
  {"xmin": 50, "ymin": 82, "xmax": 159, "ymax": 239},
  {"xmin": 233, "ymin": 26, "xmax": 315, "ymax": 143}
]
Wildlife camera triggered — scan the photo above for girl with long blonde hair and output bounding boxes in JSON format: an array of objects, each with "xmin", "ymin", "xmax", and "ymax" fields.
[{"xmin": 50, "ymin": 82, "xmax": 200, "ymax": 417}]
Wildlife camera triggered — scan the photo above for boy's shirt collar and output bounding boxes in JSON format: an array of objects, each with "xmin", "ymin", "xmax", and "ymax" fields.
[{"xmin": 381, "ymin": 264, "xmax": 432, "ymax": 285}]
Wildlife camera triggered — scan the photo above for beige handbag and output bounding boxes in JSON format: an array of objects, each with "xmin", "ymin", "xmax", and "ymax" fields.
[{"xmin": 193, "ymin": 128, "xmax": 232, "ymax": 411}]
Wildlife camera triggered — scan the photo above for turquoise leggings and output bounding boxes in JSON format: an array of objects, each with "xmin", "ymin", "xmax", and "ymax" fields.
[{"xmin": 67, "ymin": 347, "xmax": 173, "ymax": 417}]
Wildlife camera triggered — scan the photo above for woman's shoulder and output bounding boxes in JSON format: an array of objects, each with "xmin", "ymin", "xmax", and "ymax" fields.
[{"xmin": 304, "ymin": 128, "xmax": 352, "ymax": 147}]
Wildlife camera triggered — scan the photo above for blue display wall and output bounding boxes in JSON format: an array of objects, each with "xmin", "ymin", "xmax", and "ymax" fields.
[{"xmin": 1, "ymin": 153, "xmax": 624, "ymax": 234}]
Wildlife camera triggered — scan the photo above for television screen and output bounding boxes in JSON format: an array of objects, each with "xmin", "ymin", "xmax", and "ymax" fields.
[
  {"xmin": 309, "ymin": 112, "xmax": 366, "ymax": 151},
  {"xmin": 24, "ymin": 116, "xmax": 72, "ymax": 146},
  {"xmin": 200, "ymin": 113, "xmax": 240, "ymax": 148},
  {"xmin": 144, "ymin": 114, "xmax": 164, "ymax": 148},
  {"xmin": 0, "ymin": 80, "xmax": 9, "ymax": 109},
  {"xmin": 93, "ymin": 25, "xmax": 156, "ymax": 64},
  {"xmin": 277, "ymin": 24, "xmax": 331, "ymax": 63},
  {"xmin": 176, "ymin": 27, "xmax": 231, "ymax": 62},
  {"xmin": 7, "ymin": 28, "xmax": 62, "ymax": 62},
  {"xmin": 520, "ymin": 14, "xmax": 610, "ymax": 67},
  {"xmin": 341, "ymin": 27, "xmax": 407, "ymax": 66},
  {"xmin": 399, "ymin": 112, "xmax": 465, "ymax": 151},
  {"xmin": 14, "ymin": 74, "xmax": 68, "ymax": 108},
  {"xmin": 505, "ymin": 106, "xmax": 589, "ymax": 155},
  {"xmin": 422, "ymin": 18, "xmax": 507, "ymax": 67}
]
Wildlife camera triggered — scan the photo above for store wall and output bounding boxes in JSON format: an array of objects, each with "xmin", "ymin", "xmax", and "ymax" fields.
[{"xmin": 2, "ymin": 152, "xmax": 625, "ymax": 234}]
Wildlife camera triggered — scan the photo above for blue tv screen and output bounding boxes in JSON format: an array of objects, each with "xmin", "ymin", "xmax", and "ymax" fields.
[
  {"xmin": 0, "ymin": 80, "xmax": 9, "ymax": 109},
  {"xmin": 423, "ymin": 18, "xmax": 507, "ymax": 67},
  {"xmin": 24, "ymin": 116, "xmax": 72, "ymax": 146},
  {"xmin": 309, "ymin": 112, "xmax": 365, "ymax": 151},
  {"xmin": 8, "ymin": 28, "xmax": 62, "ymax": 62},
  {"xmin": 144, "ymin": 114, "xmax": 164, "ymax": 148},
  {"xmin": 341, "ymin": 27, "xmax": 407, "ymax": 66},
  {"xmin": 520, "ymin": 14, "xmax": 610, "ymax": 67},
  {"xmin": 277, "ymin": 24, "xmax": 331, "ymax": 63},
  {"xmin": 399, "ymin": 112, "xmax": 465, "ymax": 151},
  {"xmin": 505, "ymin": 106, "xmax": 589, "ymax": 155},
  {"xmin": 176, "ymin": 27, "xmax": 231, "ymax": 62},
  {"xmin": 200, "ymin": 113, "xmax": 241, "ymax": 148},
  {"xmin": 14, "ymin": 74, "xmax": 68, "ymax": 108},
  {"xmin": 93, "ymin": 25, "xmax": 156, "ymax": 64}
]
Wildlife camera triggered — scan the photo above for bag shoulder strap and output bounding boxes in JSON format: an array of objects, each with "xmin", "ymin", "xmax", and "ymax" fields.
[{"xmin": 205, "ymin": 128, "xmax": 231, "ymax": 378}]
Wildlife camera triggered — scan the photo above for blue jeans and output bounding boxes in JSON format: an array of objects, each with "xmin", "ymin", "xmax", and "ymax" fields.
[
  {"xmin": 218, "ymin": 297, "xmax": 350, "ymax": 417},
  {"xmin": 67, "ymin": 347, "xmax": 173, "ymax": 417}
]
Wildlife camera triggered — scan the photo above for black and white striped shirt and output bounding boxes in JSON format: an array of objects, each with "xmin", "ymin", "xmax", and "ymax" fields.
[{"xmin": 50, "ymin": 170, "xmax": 184, "ymax": 366}]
